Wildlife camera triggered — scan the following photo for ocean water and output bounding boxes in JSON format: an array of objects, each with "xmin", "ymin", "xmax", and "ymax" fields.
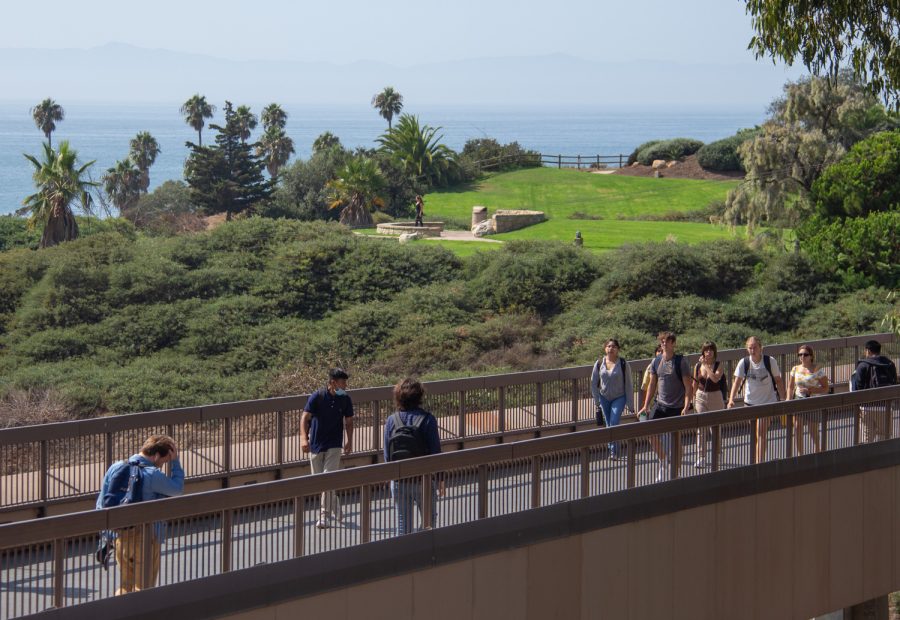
[{"xmin": 0, "ymin": 102, "xmax": 767, "ymax": 215}]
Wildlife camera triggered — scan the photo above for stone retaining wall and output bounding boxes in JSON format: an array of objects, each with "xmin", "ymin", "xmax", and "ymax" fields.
[
  {"xmin": 376, "ymin": 222, "xmax": 444, "ymax": 237},
  {"xmin": 492, "ymin": 209, "xmax": 546, "ymax": 233}
]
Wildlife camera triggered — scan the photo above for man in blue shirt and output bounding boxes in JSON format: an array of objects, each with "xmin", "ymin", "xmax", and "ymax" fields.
[
  {"xmin": 300, "ymin": 368, "xmax": 355, "ymax": 529},
  {"xmin": 97, "ymin": 434, "xmax": 184, "ymax": 594}
]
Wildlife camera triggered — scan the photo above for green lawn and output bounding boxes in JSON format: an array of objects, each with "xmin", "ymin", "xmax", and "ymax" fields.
[{"xmin": 424, "ymin": 167, "xmax": 742, "ymax": 251}]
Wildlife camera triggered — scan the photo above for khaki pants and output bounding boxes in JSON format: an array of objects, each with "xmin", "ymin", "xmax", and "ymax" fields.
[
  {"xmin": 310, "ymin": 447, "xmax": 343, "ymax": 518},
  {"xmin": 115, "ymin": 528, "xmax": 160, "ymax": 594},
  {"xmin": 861, "ymin": 406, "xmax": 891, "ymax": 443}
]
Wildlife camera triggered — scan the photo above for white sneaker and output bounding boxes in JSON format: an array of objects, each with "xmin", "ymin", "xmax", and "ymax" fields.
[
  {"xmin": 695, "ymin": 457, "xmax": 708, "ymax": 469},
  {"xmin": 316, "ymin": 517, "xmax": 329, "ymax": 530}
]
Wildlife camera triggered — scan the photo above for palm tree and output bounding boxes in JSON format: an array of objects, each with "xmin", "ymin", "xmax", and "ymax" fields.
[
  {"xmin": 180, "ymin": 94, "xmax": 216, "ymax": 146},
  {"xmin": 328, "ymin": 157, "xmax": 386, "ymax": 228},
  {"xmin": 128, "ymin": 131, "xmax": 160, "ymax": 193},
  {"xmin": 102, "ymin": 158, "xmax": 142, "ymax": 215},
  {"xmin": 256, "ymin": 126, "xmax": 295, "ymax": 178},
  {"xmin": 20, "ymin": 141, "xmax": 96, "ymax": 248},
  {"xmin": 260, "ymin": 103, "xmax": 287, "ymax": 131},
  {"xmin": 234, "ymin": 105, "xmax": 258, "ymax": 144},
  {"xmin": 377, "ymin": 114, "xmax": 457, "ymax": 187},
  {"xmin": 371, "ymin": 87, "xmax": 404, "ymax": 130},
  {"xmin": 30, "ymin": 98, "xmax": 65, "ymax": 147},
  {"xmin": 312, "ymin": 131, "xmax": 341, "ymax": 153}
]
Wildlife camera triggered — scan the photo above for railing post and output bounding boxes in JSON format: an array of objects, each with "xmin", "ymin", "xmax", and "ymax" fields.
[
  {"xmin": 223, "ymin": 418, "xmax": 232, "ymax": 476},
  {"xmin": 53, "ymin": 538, "xmax": 65, "ymax": 608},
  {"xmin": 105, "ymin": 432, "xmax": 114, "ymax": 469},
  {"xmin": 821, "ymin": 409, "xmax": 829, "ymax": 452},
  {"xmin": 531, "ymin": 457, "xmax": 541, "ymax": 509},
  {"xmin": 596, "ymin": 154, "xmax": 600, "ymax": 167},
  {"xmin": 580, "ymin": 447, "xmax": 590, "ymax": 498},
  {"xmin": 140, "ymin": 522, "xmax": 153, "ymax": 590},
  {"xmin": 361, "ymin": 485, "xmax": 371, "ymax": 543},
  {"xmin": 571, "ymin": 379, "xmax": 579, "ymax": 423},
  {"xmin": 711, "ymin": 426, "xmax": 721, "ymax": 471},
  {"xmin": 577, "ymin": 155, "xmax": 581, "ymax": 169},
  {"xmin": 853, "ymin": 405, "xmax": 861, "ymax": 445},
  {"xmin": 749, "ymin": 420, "xmax": 758, "ymax": 465},
  {"xmin": 497, "ymin": 387, "xmax": 506, "ymax": 435},
  {"xmin": 785, "ymin": 414, "xmax": 794, "ymax": 458},
  {"xmin": 626, "ymin": 440, "xmax": 636, "ymax": 488},
  {"xmin": 422, "ymin": 474, "xmax": 433, "ymax": 529},
  {"xmin": 557, "ymin": 154, "xmax": 561, "ymax": 168},
  {"xmin": 477, "ymin": 465, "xmax": 488, "ymax": 519},
  {"xmin": 221, "ymin": 510, "xmax": 232, "ymax": 573},
  {"xmin": 619, "ymin": 154, "xmax": 623, "ymax": 167},
  {"xmin": 535, "ymin": 383, "xmax": 544, "ymax": 428},
  {"xmin": 372, "ymin": 400, "xmax": 382, "ymax": 456},
  {"xmin": 670, "ymin": 430, "xmax": 680, "ymax": 480},
  {"xmin": 830, "ymin": 347, "xmax": 836, "ymax": 385},
  {"xmin": 275, "ymin": 411, "xmax": 284, "ymax": 466},
  {"xmin": 40, "ymin": 439, "xmax": 49, "ymax": 503},
  {"xmin": 293, "ymin": 497, "xmax": 305, "ymax": 558},
  {"xmin": 458, "ymin": 391, "xmax": 466, "ymax": 439}
]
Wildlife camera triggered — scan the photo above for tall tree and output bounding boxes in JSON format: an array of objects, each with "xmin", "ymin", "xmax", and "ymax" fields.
[
  {"xmin": 328, "ymin": 157, "xmax": 385, "ymax": 228},
  {"xmin": 260, "ymin": 103, "xmax": 288, "ymax": 130},
  {"xmin": 234, "ymin": 105, "xmax": 258, "ymax": 144},
  {"xmin": 745, "ymin": 1, "xmax": 900, "ymax": 106},
  {"xmin": 128, "ymin": 131, "xmax": 160, "ymax": 193},
  {"xmin": 184, "ymin": 101, "xmax": 272, "ymax": 220},
  {"xmin": 312, "ymin": 132, "xmax": 341, "ymax": 153},
  {"xmin": 30, "ymin": 98, "xmax": 65, "ymax": 147},
  {"xmin": 371, "ymin": 87, "xmax": 404, "ymax": 130},
  {"xmin": 19, "ymin": 141, "xmax": 96, "ymax": 248},
  {"xmin": 256, "ymin": 126, "xmax": 295, "ymax": 179},
  {"xmin": 102, "ymin": 158, "xmax": 142, "ymax": 215},
  {"xmin": 180, "ymin": 94, "xmax": 216, "ymax": 146}
]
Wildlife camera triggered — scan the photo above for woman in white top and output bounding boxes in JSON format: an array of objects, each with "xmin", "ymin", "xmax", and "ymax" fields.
[{"xmin": 786, "ymin": 344, "xmax": 829, "ymax": 455}]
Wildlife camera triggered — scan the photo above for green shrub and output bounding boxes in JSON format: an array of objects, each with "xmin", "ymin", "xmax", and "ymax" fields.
[
  {"xmin": 107, "ymin": 252, "xmax": 189, "ymax": 306},
  {"xmin": 181, "ymin": 295, "xmax": 275, "ymax": 357},
  {"xmin": 792, "ymin": 287, "xmax": 892, "ymax": 340},
  {"xmin": 723, "ymin": 288, "xmax": 807, "ymax": 333},
  {"xmin": 811, "ymin": 130, "xmax": 900, "ymax": 219},
  {"xmin": 91, "ymin": 301, "xmax": 197, "ymax": 356},
  {"xmin": 12, "ymin": 328, "xmax": 90, "ymax": 362},
  {"xmin": 636, "ymin": 138, "xmax": 704, "ymax": 165},
  {"xmin": 627, "ymin": 140, "xmax": 662, "ymax": 166},
  {"xmin": 15, "ymin": 262, "xmax": 110, "ymax": 331},
  {"xmin": 0, "ymin": 216, "xmax": 40, "ymax": 251}
]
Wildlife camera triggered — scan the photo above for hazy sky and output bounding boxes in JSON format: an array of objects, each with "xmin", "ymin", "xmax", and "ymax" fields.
[{"xmin": 3, "ymin": 0, "xmax": 774, "ymax": 67}]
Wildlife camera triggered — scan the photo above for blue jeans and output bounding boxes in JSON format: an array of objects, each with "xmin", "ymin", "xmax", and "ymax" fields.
[
  {"xmin": 598, "ymin": 394, "xmax": 626, "ymax": 456},
  {"xmin": 391, "ymin": 480, "xmax": 437, "ymax": 535}
]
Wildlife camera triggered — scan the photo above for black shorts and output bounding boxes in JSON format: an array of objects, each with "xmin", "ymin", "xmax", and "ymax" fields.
[{"xmin": 651, "ymin": 404, "xmax": 681, "ymax": 420}]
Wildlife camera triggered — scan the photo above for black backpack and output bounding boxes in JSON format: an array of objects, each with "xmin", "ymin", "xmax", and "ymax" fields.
[
  {"xmin": 651, "ymin": 354, "xmax": 684, "ymax": 383},
  {"xmin": 739, "ymin": 355, "xmax": 779, "ymax": 401},
  {"xmin": 387, "ymin": 412, "xmax": 429, "ymax": 461},
  {"xmin": 861, "ymin": 359, "xmax": 899, "ymax": 389},
  {"xmin": 694, "ymin": 361, "xmax": 728, "ymax": 402}
]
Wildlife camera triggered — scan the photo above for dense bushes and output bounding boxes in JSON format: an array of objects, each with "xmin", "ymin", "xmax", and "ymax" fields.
[
  {"xmin": 634, "ymin": 138, "xmax": 704, "ymax": 166},
  {"xmin": 696, "ymin": 129, "xmax": 759, "ymax": 172}
]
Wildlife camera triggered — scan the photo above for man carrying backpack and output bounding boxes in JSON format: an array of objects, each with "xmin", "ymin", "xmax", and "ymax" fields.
[
  {"xmin": 96, "ymin": 435, "xmax": 184, "ymax": 594},
  {"xmin": 851, "ymin": 339, "xmax": 899, "ymax": 443},
  {"xmin": 384, "ymin": 377, "xmax": 442, "ymax": 535},
  {"xmin": 727, "ymin": 336, "xmax": 784, "ymax": 463},
  {"xmin": 300, "ymin": 368, "xmax": 354, "ymax": 530}
]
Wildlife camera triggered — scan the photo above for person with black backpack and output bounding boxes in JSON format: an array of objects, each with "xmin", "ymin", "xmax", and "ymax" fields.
[
  {"xmin": 691, "ymin": 341, "xmax": 728, "ymax": 468},
  {"xmin": 384, "ymin": 378, "xmax": 442, "ymax": 535},
  {"xmin": 851, "ymin": 339, "xmax": 899, "ymax": 443},
  {"xmin": 727, "ymin": 336, "xmax": 785, "ymax": 463},
  {"xmin": 95, "ymin": 435, "xmax": 184, "ymax": 594}
]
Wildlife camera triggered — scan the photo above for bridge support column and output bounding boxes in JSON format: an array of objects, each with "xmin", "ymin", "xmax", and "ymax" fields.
[{"xmin": 843, "ymin": 595, "xmax": 889, "ymax": 620}]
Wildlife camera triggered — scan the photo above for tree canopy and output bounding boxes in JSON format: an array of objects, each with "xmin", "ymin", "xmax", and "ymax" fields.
[
  {"xmin": 371, "ymin": 87, "xmax": 403, "ymax": 129},
  {"xmin": 30, "ymin": 98, "xmax": 65, "ymax": 147},
  {"xmin": 746, "ymin": 0, "xmax": 900, "ymax": 106},
  {"xmin": 180, "ymin": 94, "xmax": 216, "ymax": 146}
]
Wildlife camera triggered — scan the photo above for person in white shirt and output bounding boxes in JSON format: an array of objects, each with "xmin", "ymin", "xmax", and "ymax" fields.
[{"xmin": 727, "ymin": 336, "xmax": 784, "ymax": 463}]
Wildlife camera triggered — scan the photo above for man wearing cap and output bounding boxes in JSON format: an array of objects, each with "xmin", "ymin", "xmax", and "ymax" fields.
[{"xmin": 300, "ymin": 368, "xmax": 355, "ymax": 529}]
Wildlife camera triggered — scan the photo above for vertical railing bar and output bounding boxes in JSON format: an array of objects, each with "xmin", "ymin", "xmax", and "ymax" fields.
[
  {"xmin": 853, "ymin": 404, "xmax": 861, "ymax": 445},
  {"xmin": 785, "ymin": 414, "xmax": 794, "ymax": 459},
  {"xmin": 536, "ymin": 383, "xmax": 544, "ymax": 428},
  {"xmin": 105, "ymin": 432, "xmax": 114, "ymax": 469},
  {"xmin": 221, "ymin": 510, "xmax": 232, "ymax": 573},
  {"xmin": 140, "ymin": 522, "xmax": 153, "ymax": 591},
  {"xmin": 626, "ymin": 439, "xmax": 636, "ymax": 488},
  {"xmin": 372, "ymin": 401, "xmax": 381, "ymax": 456},
  {"xmin": 275, "ymin": 411, "xmax": 284, "ymax": 466},
  {"xmin": 458, "ymin": 391, "xmax": 466, "ymax": 439},
  {"xmin": 361, "ymin": 485, "xmax": 371, "ymax": 543},
  {"xmin": 579, "ymin": 447, "xmax": 590, "ymax": 498},
  {"xmin": 498, "ymin": 387, "xmax": 506, "ymax": 435},
  {"xmin": 53, "ymin": 538, "xmax": 65, "ymax": 609},
  {"xmin": 821, "ymin": 409, "xmax": 829, "ymax": 452},
  {"xmin": 530, "ymin": 457, "xmax": 541, "ymax": 508},
  {"xmin": 750, "ymin": 418, "xmax": 758, "ymax": 465},
  {"xmin": 477, "ymin": 465, "xmax": 488, "ymax": 519},
  {"xmin": 711, "ymin": 425, "xmax": 721, "ymax": 471},
  {"xmin": 571, "ymin": 379, "xmax": 579, "ymax": 423},
  {"xmin": 293, "ymin": 497, "xmax": 304, "ymax": 558},
  {"xmin": 40, "ymin": 440, "xmax": 49, "ymax": 505},
  {"xmin": 223, "ymin": 418, "xmax": 232, "ymax": 477},
  {"xmin": 670, "ymin": 429, "xmax": 680, "ymax": 480},
  {"xmin": 422, "ymin": 474, "xmax": 433, "ymax": 529}
]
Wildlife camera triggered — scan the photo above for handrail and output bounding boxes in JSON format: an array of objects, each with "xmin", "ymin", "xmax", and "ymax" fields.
[
  {"xmin": 0, "ymin": 332, "xmax": 893, "ymax": 516},
  {"xmin": 1, "ymin": 384, "xmax": 897, "ymax": 616}
]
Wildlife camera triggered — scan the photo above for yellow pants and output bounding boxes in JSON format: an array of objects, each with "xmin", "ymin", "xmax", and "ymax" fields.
[{"xmin": 115, "ymin": 528, "xmax": 160, "ymax": 594}]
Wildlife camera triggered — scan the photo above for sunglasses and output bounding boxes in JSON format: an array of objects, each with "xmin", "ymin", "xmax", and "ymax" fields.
[{"xmin": 799, "ymin": 352, "xmax": 812, "ymax": 357}]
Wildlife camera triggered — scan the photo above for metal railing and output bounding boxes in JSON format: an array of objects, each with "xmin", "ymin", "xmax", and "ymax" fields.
[
  {"xmin": 1, "ymin": 385, "xmax": 898, "ymax": 617},
  {"xmin": 540, "ymin": 153, "xmax": 629, "ymax": 169},
  {"xmin": 0, "ymin": 333, "xmax": 894, "ymax": 516}
]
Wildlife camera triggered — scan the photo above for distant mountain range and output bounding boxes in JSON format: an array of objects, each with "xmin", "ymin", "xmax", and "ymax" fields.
[{"xmin": 0, "ymin": 42, "xmax": 802, "ymax": 106}]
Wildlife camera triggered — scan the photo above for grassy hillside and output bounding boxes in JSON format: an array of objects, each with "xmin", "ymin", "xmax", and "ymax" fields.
[{"xmin": 423, "ymin": 168, "xmax": 741, "ymax": 251}]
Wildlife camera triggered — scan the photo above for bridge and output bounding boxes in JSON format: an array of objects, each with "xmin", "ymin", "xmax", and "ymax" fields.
[{"xmin": 0, "ymin": 333, "xmax": 898, "ymax": 618}]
